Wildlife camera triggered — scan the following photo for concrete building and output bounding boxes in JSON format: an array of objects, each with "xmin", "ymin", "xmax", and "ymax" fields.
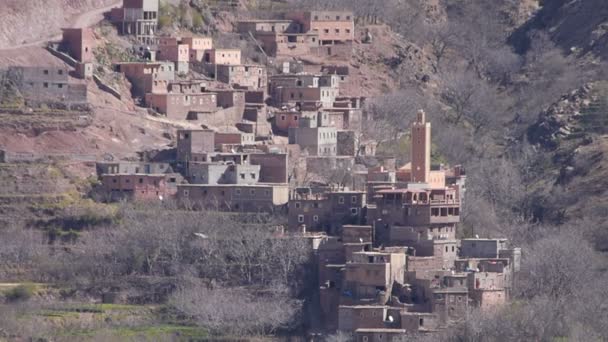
[
  {"xmin": 177, "ymin": 184, "xmax": 289, "ymax": 212},
  {"xmin": 111, "ymin": 0, "xmax": 159, "ymax": 44},
  {"xmin": 8, "ymin": 66, "xmax": 87, "ymax": 106},
  {"xmin": 187, "ymin": 162, "xmax": 260, "ymax": 185},
  {"xmin": 288, "ymin": 126, "xmax": 338, "ymax": 156}
]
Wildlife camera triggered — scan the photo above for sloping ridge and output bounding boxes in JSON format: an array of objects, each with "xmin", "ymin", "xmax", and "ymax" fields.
[
  {"xmin": 510, "ymin": 0, "xmax": 608, "ymax": 58},
  {"xmin": 0, "ymin": 0, "xmax": 117, "ymax": 49}
]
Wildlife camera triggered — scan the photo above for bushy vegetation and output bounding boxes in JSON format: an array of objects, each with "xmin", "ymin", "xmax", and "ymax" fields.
[{"xmin": 0, "ymin": 203, "xmax": 313, "ymax": 338}]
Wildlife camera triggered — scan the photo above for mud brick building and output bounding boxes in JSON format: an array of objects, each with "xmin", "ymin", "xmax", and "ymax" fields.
[
  {"xmin": 147, "ymin": 92, "xmax": 217, "ymax": 120},
  {"xmin": 177, "ymin": 183, "xmax": 289, "ymax": 212},
  {"xmin": 288, "ymin": 189, "xmax": 366, "ymax": 232},
  {"xmin": 288, "ymin": 125, "xmax": 338, "ymax": 156},
  {"xmin": 176, "ymin": 129, "xmax": 216, "ymax": 163},
  {"xmin": 100, "ymin": 174, "xmax": 173, "ymax": 201},
  {"xmin": 116, "ymin": 62, "xmax": 175, "ymax": 99},
  {"xmin": 216, "ymin": 64, "xmax": 267, "ymax": 92},
  {"xmin": 157, "ymin": 41, "xmax": 190, "ymax": 73},
  {"xmin": 203, "ymin": 49, "xmax": 241, "ymax": 66},
  {"xmin": 286, "ymin": 11, "xmax": 355, "ymax": 44},
  {"xmin": 61, "ymin": 27, "xmax": 96, "ymax": 78}
]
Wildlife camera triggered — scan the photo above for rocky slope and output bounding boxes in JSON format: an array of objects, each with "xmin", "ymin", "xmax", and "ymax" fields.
[
  {"xmin": 0, "ymin": 0, "xmax": 117, "ymax": 49},
  {"xmin": 527, "ymin": 82, "xmax": 608, "ymax": 223},
  {"xmin": 510, "ymin": 0, "xmax": 608, "ymax": 58}
]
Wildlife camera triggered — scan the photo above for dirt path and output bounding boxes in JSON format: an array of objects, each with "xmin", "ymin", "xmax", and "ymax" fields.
[{"xmin": 0, "ymin": 0, "xmax": 121, "ymax": 52}]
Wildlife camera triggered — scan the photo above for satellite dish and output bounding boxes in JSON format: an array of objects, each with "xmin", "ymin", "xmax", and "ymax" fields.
[
  {"xmin": 475, "ymin": 234, "xmax": 480, "ymax": 239},
  {"xmin": 387, "ymin": 315, "xmax": 394, "ymax": 322},
  {"xmin": 359, "ymin": 238, "xmax": 363, "ymax": 243},
  {"xmin": 158, "ymin": 195, "xmax": 164, "ymax": 201}
]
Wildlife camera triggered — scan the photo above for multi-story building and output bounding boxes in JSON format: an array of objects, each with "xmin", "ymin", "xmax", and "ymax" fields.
[
  {"xmin": 100, "ymin": 174, "xmax": 172, "ymax": 201},
  {"xmin": 216, "ymin": 64, "xmax": 267, "ymax": 92},
  {"xmin": 61, "ymin": 27, "xmax": 95, "ymax": 78},
  {"xmin": 187, "ymin": 163, "xmax": 261, "ymax": 185},
  {"xmin": 177, "ymin": 183, "xmax": 289, "ymax": 212},
  {"xmin": 176, "ymin": 129, "xmax": 216, "ymax": 163},
  {"xmin": 110, "ymin": 0, "xmax": 159, "ymax": 44},
  {"xmin": 286, "ymin": 11, "xmax": 355, "ymax": 44},
  {"xmin": 288, "ymin": 125, "xmax": 338, "ymax": 156},
  {"xmin": 7, "ymin": 66, "xmax": 87, "ymax": 106},
  {"xmin": 157, "ymin": 42, "xmax": 190, "ymax": 73},
  {"xmin": 116, "ymin": 62, "xmax": 175, "ymax": 98},
  {"xmin": 203, "ymin": 49, "xmax": 242, "ymax": 65},
  {"xmin": 288, "ymin": 189, "xmax": 366, "ymax": 232}
]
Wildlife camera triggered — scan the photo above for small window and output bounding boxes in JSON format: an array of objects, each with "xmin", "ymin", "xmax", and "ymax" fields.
[
  {"xmin": 57, "ymin": 84, "xmax": 63, "ymax": 89},
  {"xmin": 351, "ymin": 196, "xmax": 357, "ymax": 204},
  {"xmin": 338, "ymin": 196, "xmax": 344, "ymax": 204},
  {"xmin": 235, "ymin": 189, "xmax": 241, "ymax": 195},
  {"xmin": 43, "ymin": 70, "xmax": 49, "ymax": 75},
  {"xmin": 250, "ymin": 189, "xmax": 255, "ymax": 195},
  {"xmin": 43, "ymin": 83, "xmax": 48, "ymax": 88},
  {"xmin": 350, "ymin": 208, "xmax": 358, "ymax": 215},
  {"xmin": 183, "ymin": 190, "xmax": 189, "ymax": 197},
  {"xmin": 298, "ymin": 215, "xmax": 304, "ymax": 223},
  {"xmin": 295, "ymin": 202, "xmax": 301, "ymax": 209},
  {"xmin": 313, "ymin": 215, "xmax": 319, "ymax": 222},
  {"xmin": 58, "ymin": 70, "xmax": 63, "ymax": 75},
  {"xmin": 139, "ymin": 178, "xmax": 144, "ymax": 184}
]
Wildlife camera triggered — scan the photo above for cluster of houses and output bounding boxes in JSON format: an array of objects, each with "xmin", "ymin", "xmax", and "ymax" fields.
[{"xmin": 0, "ymin": 0, "xmax": 522, "ymax": 338}]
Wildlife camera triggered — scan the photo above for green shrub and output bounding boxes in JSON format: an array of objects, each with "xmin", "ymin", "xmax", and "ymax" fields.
[{"xmin": 4, "ymin": 284, "xmax": 36, "ymax": 302}]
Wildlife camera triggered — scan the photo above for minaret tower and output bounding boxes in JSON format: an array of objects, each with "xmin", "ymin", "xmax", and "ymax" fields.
[{"xmin": 411, "ymin": 109, "xmax": 431, "ymax": 183}]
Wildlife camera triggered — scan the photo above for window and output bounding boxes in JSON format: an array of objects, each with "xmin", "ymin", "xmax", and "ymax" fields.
[
  {"xmin": 251, "ymin": 173, "xmax": 256, "ymax": 179},
  {"xmin": 346, "ymin": 29, "xmax": 351, "ymax": 34},
  {"xmin": 57, "ymin": 84, "xmax": 63, "ymax": 89},
  {"xmin": 250, "ymin": 189, "xmax": 255, "ymax": 195},
  {"xmin": 313, "ymin": 215, "xmax": 319, "ymax": 222},
  {"xmin": 235, "ymin": 189, "xmax": 241, "ymax": 195},
  {"xmin": 43, "ymin": 83, "xmax": 48, "ymax": 88},
  {"xmin": 336, "ymin": 16, "xmax": 341, "ymax": 20},
  {"xmin": 58, "ymin": 70, "xmax": 63, "ymax": 75},
  {"xmin": 324, "ymin": 29, "xmax": 329, "ymax": 34},
  {"xmin": 295, "ymin": 202, "xmax": 301, "ymax": 209},
  {"xmin": 350, "ymin": 208, "xmax": 358, "ymax": 215},
  {"xmin": 281, "ymin": 115, "xmax": 286, "ymax": 121},
  {"xmin": 139, "ymin": 178, "xmax": 144, "ymax": 184},
  {"xmin": 351, "ymin": 196, "xmax": 357, "ymax": 204},
  {"xmin": 346, "ymin": 16, "xmax": 351, "ymax": 20},
  {"xmin": 43, "ymin": 70, "xmax": 49, "ymax": 75},
  {"xmin": 419, "ymin": 318, "xmax": 424, "ymax": 327},
  {"xmin": 338, "ymin": 196, "xmax": 344, "ymax": 204},
  {"xmin": 335, "ymin": 29, "xmax": 340, "ymax": 33},
  {"xmin": 240, "ymin": 173, "xmax": 245, "ymax": 179},
  {"xmin": 298, "ymin": 215, "xmax": 304, "ymax": 223},
  {"xmin": 112, "ymin": 179, "xmax": 117, "ymax": 183},
  {"xmin": 183, "ymin": 190, "xmax": 189, "ymax": 197}
]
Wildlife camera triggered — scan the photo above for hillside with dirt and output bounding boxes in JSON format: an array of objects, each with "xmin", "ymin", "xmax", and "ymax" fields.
[{"xmin": 0, "ymin": 0, "xmax": 120, "ymax": 49}]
